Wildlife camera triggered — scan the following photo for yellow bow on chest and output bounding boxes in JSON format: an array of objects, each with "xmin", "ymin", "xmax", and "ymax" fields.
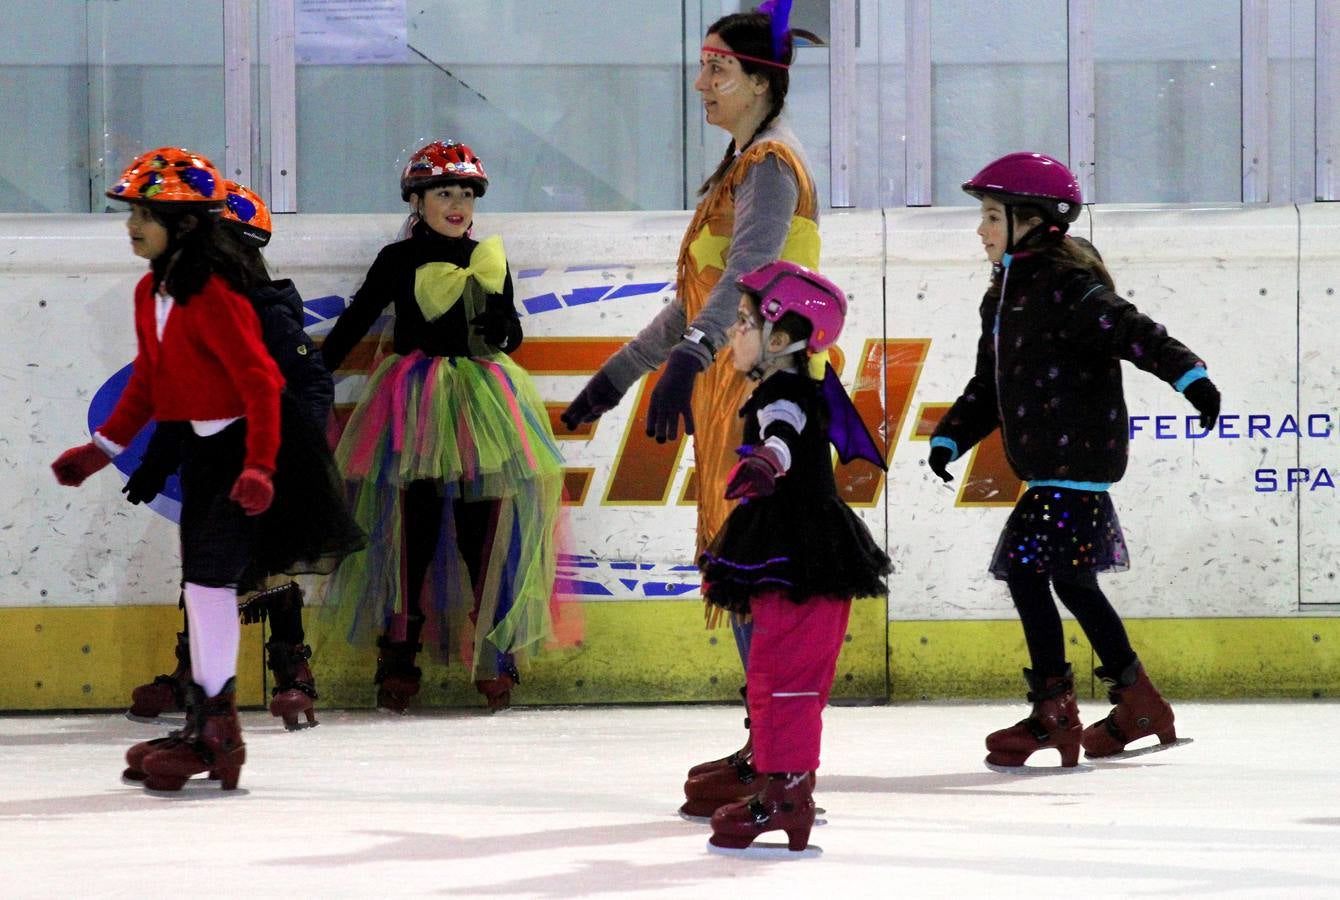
[{"xmin": 413, "ymin": 234, "xmax": 507, "ymax": 322}]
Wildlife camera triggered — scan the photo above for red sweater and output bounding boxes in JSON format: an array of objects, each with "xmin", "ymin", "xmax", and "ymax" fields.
[{"xmin": 97, "ymin": 273, "xmax": 284, "ymax": 471}]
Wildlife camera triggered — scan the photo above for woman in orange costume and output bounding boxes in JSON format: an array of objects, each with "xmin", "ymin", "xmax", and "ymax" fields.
[{"xmin": 561, "ymin": 1, "xmax": 820, "ymax": 801}]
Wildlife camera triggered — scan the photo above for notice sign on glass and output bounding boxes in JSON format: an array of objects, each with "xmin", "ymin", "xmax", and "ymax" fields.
[{"xmin": 297, "ymin": 0, "xmax": 409, "ymax": 65}]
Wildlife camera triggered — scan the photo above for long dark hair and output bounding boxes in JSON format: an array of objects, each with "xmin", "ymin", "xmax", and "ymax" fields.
[
  {"xmin": 697, "ymin": 12, "xmax": 823, "ymax": 196},
  {"xmin": 987, "ymin": 202, "xmax": 1114, "ymax": 299},
  {"xmin": 144, "ymin": 203, "xmax": 268, "ymax": 303}
]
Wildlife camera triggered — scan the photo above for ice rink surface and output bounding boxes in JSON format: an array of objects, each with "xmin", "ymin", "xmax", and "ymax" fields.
[{"xmin": 2, "ymin": 701, "xmax": 1338, "ymax": 899}]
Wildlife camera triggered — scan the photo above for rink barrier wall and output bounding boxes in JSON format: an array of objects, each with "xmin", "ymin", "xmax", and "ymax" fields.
[{"xmin": 4, "ymin": 205, "xmax": 1339, "ymax": 709}]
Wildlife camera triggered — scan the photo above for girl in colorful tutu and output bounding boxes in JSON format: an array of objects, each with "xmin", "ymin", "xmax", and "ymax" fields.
[
  {"xmin": 319, "ymin": 140, "xmax": 564, "ymax": 712},
  {"xmin": 698, "ymin": 260, "xmax": 890, "ymax": 856}
]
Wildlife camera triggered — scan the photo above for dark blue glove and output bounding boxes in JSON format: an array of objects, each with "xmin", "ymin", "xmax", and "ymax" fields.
[
  {"xmin": 646, "ymin": 347, "xmax": 704, "ymax": 443},
  {"xmin": 1183, "ymin": 377, "xmax": 1220, "ymax": 430},
  {"xmin": 928, "ymin": 445, "xmax": 954, "ymax": 483},
  {"xmin": 122, "ymin": 422, "xmax": 187, "ymax": 505},
  {"xmin": 560, "ymin": 371, "xmax": 625, "ymax": 431}
]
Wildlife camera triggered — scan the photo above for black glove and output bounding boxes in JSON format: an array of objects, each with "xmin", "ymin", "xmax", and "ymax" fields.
[
  {"xmin": 1183, "ymin": 378, "xmax": 1220, "ymax": 430},
  {"xmin": 470, "ymin": 310, "xmax": 515, "ymax": 350},
  {"xmin": 560, "ymin": 371, "xmax": 626, "ymax": 431},
  {"xmin": 646, "ymin": 347, "xmax": 704, "ymax": 443},
  {"xmin": 122, "ymin": 423, "xmax": 186, "ymax": 505},
  {"xmin": 928, "ymin": 445, "xmax": 954, "ymax": 483}
]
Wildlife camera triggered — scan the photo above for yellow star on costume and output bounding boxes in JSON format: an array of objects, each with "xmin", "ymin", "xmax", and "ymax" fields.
[
  {"xmin": 414, "ymin": 235, "xmax": 507, "ymax": 322},
  {"xmin": 688, "ymin": 225, "xmax": 731, "ymax": 274}
]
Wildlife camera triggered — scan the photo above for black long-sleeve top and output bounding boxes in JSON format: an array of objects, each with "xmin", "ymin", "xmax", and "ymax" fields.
[{"xmin": 320, "ymin": 223, "xmax": 522, "ymax": 372}]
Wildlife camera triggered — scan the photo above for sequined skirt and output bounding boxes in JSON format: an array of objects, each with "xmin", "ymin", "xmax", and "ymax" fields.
[{"xmin": 989, "ymin": 486, "xmax": 1129, "ymax": 580}]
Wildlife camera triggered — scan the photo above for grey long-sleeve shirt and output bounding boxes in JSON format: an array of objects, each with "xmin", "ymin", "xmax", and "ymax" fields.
[{"xmin": 601, "ymin": 122, "xmax": 816, "ymax": 392}]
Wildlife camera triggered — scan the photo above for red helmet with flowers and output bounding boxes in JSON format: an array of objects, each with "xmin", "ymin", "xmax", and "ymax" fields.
[
  {"xmin": 107, "ymin": 147, "xmax": 227, "ymax": 206},
  {"xmin": 400, "ymin": 140, "xmax": 488, "ymax": 200},
  {"xmin": 221, "ymin": 180, "xmax": 273, "ymax": 247}
]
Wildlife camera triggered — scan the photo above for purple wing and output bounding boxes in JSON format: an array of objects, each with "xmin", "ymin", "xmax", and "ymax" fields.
[{"xmin": 821, "ymin": 363, "xmax": 887, "ymax": 470}]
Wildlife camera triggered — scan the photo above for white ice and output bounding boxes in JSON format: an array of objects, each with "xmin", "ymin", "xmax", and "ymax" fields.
[{"xmin": 2, "ymin": 702, "xmax": 1338, "ymax": 899}]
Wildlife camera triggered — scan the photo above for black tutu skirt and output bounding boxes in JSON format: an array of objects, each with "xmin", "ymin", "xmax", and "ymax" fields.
[
  {"xmin": 699, "ymin": 494, "xmax": 890, "ymax": 614},
  {"xmin": 240, "ymin": 392, "xmax": 366, "ymax": 591},
  {"xmin": 989, "ymin": 486, "xmax": 1129, "ymax": 581}
]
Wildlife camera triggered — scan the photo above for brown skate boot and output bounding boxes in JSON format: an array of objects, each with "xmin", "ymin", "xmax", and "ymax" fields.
[
  {"xmin": 985, "ymin": 665, "xmax": 1083, "ymax": 770},
  {"xmin": 374, "ymin": 636, "xmax": 422, "ymax": 713},
  {"xmin": 1082, "ymin": 659, "xmax": 1181, "ymax": 758},
  {"xmin": 140, "ymin": 679, "xmax": 246, "ymax": 791},
  {"xmin": 127, "ymin": 630, "xmax": 192, "ymax": 722},
  {"xmin": 708, "ymin": 772, "xmax": 818, "ymax": 857},
  {"xmin": 267, "ymin": 640, "xmax": 319, "ymax": 730}
]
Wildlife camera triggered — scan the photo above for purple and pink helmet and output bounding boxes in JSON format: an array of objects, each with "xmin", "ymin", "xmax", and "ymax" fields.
[
  {"xmin": 736, "ymin": 260, "xmax": 847, "ymax": 353},
  {"xmin": 962, "ymin": 152, "xmax": 1083, "ymax": 224}
]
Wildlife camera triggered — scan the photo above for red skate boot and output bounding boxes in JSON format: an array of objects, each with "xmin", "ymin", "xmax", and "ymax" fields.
[
  {"xmin": 126, "ymin": 630, "xmax": 192, "ymax": 723},
  {"xmin": 686, "ymin": 686, "xmax": 751, "ymax": 779},
  {"xmin": 266, "ymin": 640, "xmax": 319, "ymax": 730},
  {"xmin": 680, "ymin": 751, "xmax": 761, "ymax": 820},
  {"xmin": 140, "ymin": 678, "xmax": 245, "ymax": 792},
  {"xmin": 1082, "ymin": 659, "xmax": 1186, "ymax": 759},
  {"xmin": 123, "ymin": 688, "xmax": 213, "ymax": 785},
  {"xmin": 985, "ymin": 666, "xmax": 1083, "ymax": 771},
  {"xmin": 374, "ymin": 636, "xmax": 422, "ymax": 713},
  {"xmin": 708, "ymin": 772, "xmax": 820, "ymax": 857}
]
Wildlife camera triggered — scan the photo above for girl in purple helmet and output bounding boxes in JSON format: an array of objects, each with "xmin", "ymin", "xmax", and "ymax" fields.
[
  {"xmin": 695, "ymin": 260, "xmax": 889, "ymax": 857},
  {"xmin": 929, "ymin": 152, "xmax": 1221, "ymax": 770}
]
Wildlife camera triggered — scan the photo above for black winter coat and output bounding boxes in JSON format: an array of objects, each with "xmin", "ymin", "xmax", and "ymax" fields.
[
  {"xmin": 251, "ymin": 278, "xmax": 334, "ymax": 428},
  {"xmin": 932, "ymin": 250, "xmax": 1206, "ymax": 485}
]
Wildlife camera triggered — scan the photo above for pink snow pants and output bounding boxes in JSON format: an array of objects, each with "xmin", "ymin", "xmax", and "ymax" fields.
[{"xmin": 747, "ymin": 591, "xmax": 852, "ymax": 774}]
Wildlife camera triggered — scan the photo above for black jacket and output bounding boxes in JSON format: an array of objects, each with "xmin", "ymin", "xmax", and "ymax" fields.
[
  {"xmin": 932, "ymin": 249, "xmax": 1206, "ymax": 485},
  {"xmin": 251, "ymin": 279, "xmax": 334, "ymax": 428},
  {"xmin": 319, "ymin": 224, "xmax": 522, "ymax": 372}
]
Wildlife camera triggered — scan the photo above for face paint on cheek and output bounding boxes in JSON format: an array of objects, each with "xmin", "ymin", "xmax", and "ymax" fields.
[{"xmin": 713, "ymin": 76, "xmax": 742, "ymax": 95}]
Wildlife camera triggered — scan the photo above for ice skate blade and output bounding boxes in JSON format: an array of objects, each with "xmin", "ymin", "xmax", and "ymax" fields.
[
  {"xmin": 281, "ymin": 719, "xmax": 320, "ymax": 732},
  {"xmin": 1086, "ymin": 737, "xmax": 1193, "ymax": 761},
  {"xmin": 141, "ymin": 780, "xmax": 250, "ymax": 799},
  {"xmin": 707, "ymin": 840, "xmax": 822, "ymax": 859},
  {"xmin": 679, "ymin": 809, "xmax": 828, "ymax": 827},
  {"xmin": 984, "ymin": 757, "xmax": 1094, "ymax": 776},
  {"xmin": 125, "ymin": 711, "xmax": 185, "ymax": 727}
]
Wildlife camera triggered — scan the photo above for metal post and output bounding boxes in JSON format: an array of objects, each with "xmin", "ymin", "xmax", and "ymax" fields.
[
  {"xmin": 1241, "ymin": 0, "xmax": 1270, "ymax": 202},
  {"xmin": 1067, "ymin": 0, "xmax": 1096, "ymax": 203},
  {"xmin": 1319, "ymin": 0, "xmax": 1339, "ymax": 200},
  {"xmin": 904, "ymin": 0, "xmax": 931, "ymax": 206},
  {"xmin": 223, "ymin": 0, "xmax": 254, "ymax": 188},
  {"xmin": 268, "ymin": 0, "xmax": 298, "ymax": 212},
  {"xmin": 830, "ymin": 0, "xmax": 857, "ymax": 208}
]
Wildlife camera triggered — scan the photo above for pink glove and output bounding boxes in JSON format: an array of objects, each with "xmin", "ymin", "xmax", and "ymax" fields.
[
  {"xmin": 229, "ymin": 466, "xmax": 274, "ymax": 516},
  {"xmin": 724, "ymin": 444, "xmax": 786, "ymax": 500},
  {"xmin": 51, "ymin": 442, "xmax": 112, "ymax": 487}
]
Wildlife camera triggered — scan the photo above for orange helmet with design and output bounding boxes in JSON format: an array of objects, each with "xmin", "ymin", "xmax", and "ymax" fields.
[
  {"xmin": 107, "ymin": 147, "xmax": 227, "ymax": 206},
  {"xmin": 221, "ymin": 180, "xmax": 273, "ymax": 247},
  {"xmin": 400, "ymin": 140, "xmax": 488, "ymax": 200}
]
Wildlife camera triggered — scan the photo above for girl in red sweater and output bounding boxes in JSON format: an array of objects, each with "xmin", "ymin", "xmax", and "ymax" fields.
[{"xmin": 52, "ymin": 147, "xmax": 358, "ymax": 791}]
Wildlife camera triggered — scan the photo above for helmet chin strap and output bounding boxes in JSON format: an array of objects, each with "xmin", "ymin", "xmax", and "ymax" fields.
[{"xmin": 747, "ymin": 321, "xmax": 808, "ymax": 381}]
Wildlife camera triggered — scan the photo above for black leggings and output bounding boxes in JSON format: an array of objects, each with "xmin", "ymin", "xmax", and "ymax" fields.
[
  {"xmin": 1004, "ymin": 570, "xmax": 1137, "ymax": 679},
  {"xmin": 400, "ymin": 479, "xmax": 499, "ymax": 645}
]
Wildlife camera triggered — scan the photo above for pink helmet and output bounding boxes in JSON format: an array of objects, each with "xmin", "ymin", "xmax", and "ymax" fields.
[
  {"xmin": 736, "ymin": 260, "xmax": 847, "ymax": 352},
  {"xmin": 962, "ymin": 152, "xmax": 1083, "ymax": 224}
]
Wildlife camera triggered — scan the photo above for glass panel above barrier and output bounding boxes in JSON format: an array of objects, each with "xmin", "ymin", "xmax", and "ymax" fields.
[
  {"xmin": 929, "ymin": 0, "xmax": 1068, "ymax": 206},
  {"xmin": 1094, "ymin": 1, "xmax": 1241, "ymax": 203},
  {"xmin": 289, "ymin": 1, "xmax": 686, "ymax": 214}
]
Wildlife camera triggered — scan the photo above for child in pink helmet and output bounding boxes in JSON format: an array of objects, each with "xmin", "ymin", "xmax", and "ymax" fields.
[
  {"xmin": 930, "ymin": 152, "xmax": 1221, "ymax": 770},
  {"xmin": 694, "ymin": 260, "xmax": 889, "ymax": 857}
]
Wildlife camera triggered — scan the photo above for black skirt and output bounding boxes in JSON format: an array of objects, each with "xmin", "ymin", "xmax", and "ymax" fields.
[
  {"xmin": 178, "ymin": 394, "xmax": 365, "ymax": 593},
  {"xmin": 699, "ymin": 494, "xmax": 890, "ymax": 614},
  {"xmin": 989, "ymin": 486, "xmax": 1129, "ymax": 581}
]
